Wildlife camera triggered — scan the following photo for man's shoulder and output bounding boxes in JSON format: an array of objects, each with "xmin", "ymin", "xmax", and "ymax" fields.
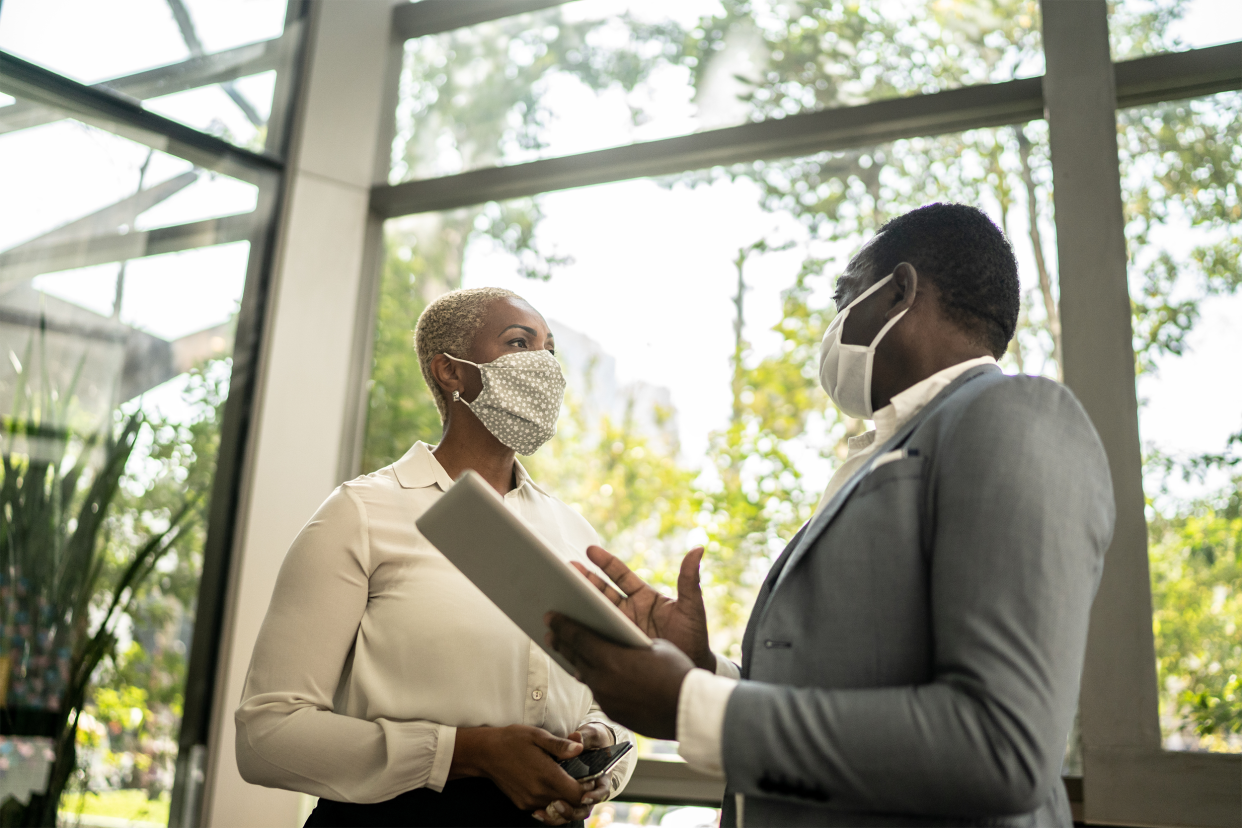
[
  {"xmin": 938, "ymin": 370, "xmax": 1087, "ymax": 426},
  {"xmin": 928, "ymin": 371, "xmax": 1106, "ymax": 470}
]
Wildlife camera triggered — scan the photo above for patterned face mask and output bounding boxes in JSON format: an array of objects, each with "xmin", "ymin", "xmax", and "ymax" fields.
[{"xmin": 446, "ymin": 350, "xmax": 566, "ymax": 455}]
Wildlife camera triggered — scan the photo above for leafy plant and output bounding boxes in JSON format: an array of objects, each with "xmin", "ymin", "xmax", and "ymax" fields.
[{"xmin": 0, "ymin": 336, "xmax": 196, "ymax": 827}]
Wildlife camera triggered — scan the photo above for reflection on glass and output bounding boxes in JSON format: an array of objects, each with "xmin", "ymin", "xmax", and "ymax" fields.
[
  {"xmin": 391, "ymin": 0, "xmax": 1046, "ymax": 182},
  {"xmin": 0, "ymin": 86, "xmax": 261, "ymax": 821},
  {"xmin": 0, "ymin": 0, "xmax": 291, "ymax": 151},
  {"xmin": 367, "ymin": 120, "xmax": 1060, "ymax": 686},
  {"xmin": 1119, "ymin": 90, "xmax": 1242, "ymax": 754},
  {"xmin": 1111, "ymin": 0, "xmax": 1242, "ymax": 59}
]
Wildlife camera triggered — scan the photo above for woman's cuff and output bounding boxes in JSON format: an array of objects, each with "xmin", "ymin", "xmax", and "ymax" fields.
[
  {"xmin": 675, "ymin": 668, "xmax": 737, "ymax": 779},
  {"xmin": 426, "ymin": 724, "xmax": 456, "ymax": 792}
]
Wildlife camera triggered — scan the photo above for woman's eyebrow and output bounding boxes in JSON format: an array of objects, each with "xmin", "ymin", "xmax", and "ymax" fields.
[{"xmin": 498, "ymin": 324, "xmax": 538, "ymax": 337}]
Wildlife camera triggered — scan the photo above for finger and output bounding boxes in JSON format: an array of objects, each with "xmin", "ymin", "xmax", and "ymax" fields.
[
  {"xmin": 566, "ymin": 730, "xmax": 583, "ymax": 744},
  {"xmin": 582, "ymin": 777, "xmax": 609, "ymax": 805},
  {"xmin": 545, "ymin": 802, "xmax": 571, "ymax": 824},
  {"xmin": 531, "ymin": 727, "xmax": 584, "ymax": 760},
  {"xmin": 545, "ymin": 613, "xmax": 603, "ymax": 673},
  {"xmin": 534, "ymin": 807, "xmax": 564, "ymax": 826},
  {"xmin": 570, "ymin": 561, "xmax": 626, "ymax": 606},
  {"xmin": 678, "ymin": 546, "xmax": 706, "ymax": 600},
  {"xmin": 586, "ymin": 545, "xmax": 649, "ymax": 597}
]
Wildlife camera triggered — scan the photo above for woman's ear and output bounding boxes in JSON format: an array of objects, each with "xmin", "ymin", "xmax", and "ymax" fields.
[
  {"xmin": 429, "ymin": 353, "xmax": 462, "ymax": 399},
  {"xmin": 888, "ymin": 262, "xmax": 919, "ymax": 318}
]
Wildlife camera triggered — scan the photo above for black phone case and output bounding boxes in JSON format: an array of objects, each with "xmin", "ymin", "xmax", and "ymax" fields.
[{"xmin": 557, "ymin": 742, "xmax": 633, "ymax": 781}]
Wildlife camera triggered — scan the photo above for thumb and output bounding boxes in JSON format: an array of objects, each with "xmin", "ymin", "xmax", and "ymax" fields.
[
  {"xmin": 534, "ymin": 729, "xmax": 585, "ymax": 760},
  {"xmin": 678, "ymin": 547, "xmax": 705, "ymax": 600}
]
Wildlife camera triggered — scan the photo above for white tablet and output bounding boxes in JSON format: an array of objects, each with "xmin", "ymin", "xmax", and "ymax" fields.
[{"xmin": 415, "ymin": 470, "xmax": 652, "ymax": 675}]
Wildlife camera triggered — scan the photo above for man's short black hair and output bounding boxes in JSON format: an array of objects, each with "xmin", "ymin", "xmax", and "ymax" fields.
[{"xmin": 865, "ymin": 203, "xmax": 1020, "ymax": 358}]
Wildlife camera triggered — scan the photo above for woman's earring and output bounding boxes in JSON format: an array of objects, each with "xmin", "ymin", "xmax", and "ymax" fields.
[{"xmin": 453, "ymin": 390, "xmax": 461, "ymax": 402}]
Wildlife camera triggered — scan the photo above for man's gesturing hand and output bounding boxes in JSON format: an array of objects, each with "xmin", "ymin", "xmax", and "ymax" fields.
[
  {"xmin": 571, "ymin": 546, "xmax": 714, "ymax": 672},
  {"xmin": 545, "ymin": 612, "xmax": 694, "ymax": 740}
]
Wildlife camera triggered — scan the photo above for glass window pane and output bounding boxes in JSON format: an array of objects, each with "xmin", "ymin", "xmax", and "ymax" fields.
[
  {"xmin": 364, "ymin": 120, "xmax": 1063, "ymax": 744},
  {"xmin": 1121, "ymin": 90, "xmax": 1242, "ymax": 754},
  {"xmin": 390, "ymin": 0, "xmax": 1045, "ymax": 183},
  {"xmin": 1111, "ymin": 0, "xmax": 1242, "ymax": 59},
  {"xmin": 0, "ymin": 84, "xmax": 269, "ymax": 820},
  {"xmin": 590, "ymin": 801, "xmax": 719, "ymax": 826},
  {"xmin": 0, "ymin": 0, "xmax": 293, "ymax": 152}
]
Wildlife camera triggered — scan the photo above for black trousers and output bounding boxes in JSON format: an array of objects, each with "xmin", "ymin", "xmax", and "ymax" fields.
[{"xmin": 303, "ymin": 777, "xmax": 583, "ymax": 828}]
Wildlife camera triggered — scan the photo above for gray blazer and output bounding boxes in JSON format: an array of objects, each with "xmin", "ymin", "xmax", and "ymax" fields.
[{"xmin": 720, "ymin": 365, "xmax": 1115, "ymax": 827}]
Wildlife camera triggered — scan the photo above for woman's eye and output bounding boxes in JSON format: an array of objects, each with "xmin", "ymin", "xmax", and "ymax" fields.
[{"xmin": 509, "ymin": 338, "xmax": 528, "ymax": 348}]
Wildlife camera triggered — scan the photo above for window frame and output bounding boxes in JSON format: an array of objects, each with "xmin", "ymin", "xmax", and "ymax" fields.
[
  {"xmin": 0, "ymin": 2, "xmax": 311, "ymax": 825},
  {"xmin": 358, "ymin": 3, "xmax": 1242, "ymax": 824}
]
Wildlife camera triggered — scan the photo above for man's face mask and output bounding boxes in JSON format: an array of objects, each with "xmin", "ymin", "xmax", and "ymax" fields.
[
  {"xmin": 446, "ymin": 349, "xmax": 566, "ymax": 455},
  {"xmin": 818, "ymin": 272, "xmax": 908, "ymax": 420}
]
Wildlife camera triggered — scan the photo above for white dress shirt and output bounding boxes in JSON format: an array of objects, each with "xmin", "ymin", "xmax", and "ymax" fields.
[
  {"xmin": 676, "ymin": 356, "xmax": 998, "ymax": 778},
  {"xmin": 235, "ymin": 442, "xmax": 635, "ymax": 804}
]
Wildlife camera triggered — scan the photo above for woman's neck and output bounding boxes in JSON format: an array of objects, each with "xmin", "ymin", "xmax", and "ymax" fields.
[{"xmin": 431, "ymin": 411, "xmax": 518, "ymax": 496}]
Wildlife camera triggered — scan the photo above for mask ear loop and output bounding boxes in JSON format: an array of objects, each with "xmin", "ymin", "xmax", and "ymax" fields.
[{"xmin": 868, "ymin": 306, "xmax": 910, "ymax": 348}]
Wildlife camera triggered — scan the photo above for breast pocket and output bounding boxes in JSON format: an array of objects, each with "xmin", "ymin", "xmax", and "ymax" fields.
[{"xmin": 855, "ymin": 454, "xmax": 925, "ymax": 497}]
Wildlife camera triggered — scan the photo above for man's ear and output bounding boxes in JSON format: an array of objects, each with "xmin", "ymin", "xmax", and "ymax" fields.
[
  {"xmin": 429, "ymin": 353, "xmax": 462, "ymax": 399},
  {"xmin": 888, "ymin": 262, "xmax": 919, "ymax": 318}
]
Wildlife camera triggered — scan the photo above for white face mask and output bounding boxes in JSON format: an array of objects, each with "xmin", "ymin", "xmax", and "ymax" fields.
[
  {"xmin": 446, "ymin": 349, "xmax": 566, "ymax": 456},
  {"xmin": 818, "ymin": 272, "xmax": 908, "ymax": 420}
]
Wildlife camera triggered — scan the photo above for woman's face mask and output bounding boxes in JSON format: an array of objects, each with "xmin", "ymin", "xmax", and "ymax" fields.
[
  {"xmin": 446, "ymin": 350, "xmax": 566, "ymax": 455},
  {"xmin": 818, "ymin": 272, "xmax": 908, "ymax": 419}
]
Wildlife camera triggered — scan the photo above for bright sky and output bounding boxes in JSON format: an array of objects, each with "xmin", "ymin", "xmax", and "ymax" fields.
[{"xmin": 1, "ymin": 0, "xmax": 1240, "ymax": 502}]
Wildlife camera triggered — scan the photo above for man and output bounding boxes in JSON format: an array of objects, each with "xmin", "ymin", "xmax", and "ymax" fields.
[{"xmin": 546, "ymin": 203, "xmax": 1115, "ymax": 826}]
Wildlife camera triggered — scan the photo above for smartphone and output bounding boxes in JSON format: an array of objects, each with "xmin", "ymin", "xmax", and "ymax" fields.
[{"xmin": 558, "ymin": 742, "xmax": 633, "ymax": 782}]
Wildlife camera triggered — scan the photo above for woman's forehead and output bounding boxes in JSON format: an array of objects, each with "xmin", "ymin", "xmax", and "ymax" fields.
[{"xmin": 480, "ymin": 296, "xmax": 549, "ymax": 334}]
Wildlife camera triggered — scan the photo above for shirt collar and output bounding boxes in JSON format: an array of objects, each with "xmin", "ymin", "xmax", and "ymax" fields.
[
  {"xmin": 391, "ymin": 441, "xmax": 548, "ymax": 496},
  {"xmin": 871, "ymin": 355, "xmax": 999, "ymax": 442}
]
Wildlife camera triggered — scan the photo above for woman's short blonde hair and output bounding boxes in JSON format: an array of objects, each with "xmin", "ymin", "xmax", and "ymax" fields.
[{"xmin": 415, "ymin": 286, "xmax": 520, "ymax": 422}]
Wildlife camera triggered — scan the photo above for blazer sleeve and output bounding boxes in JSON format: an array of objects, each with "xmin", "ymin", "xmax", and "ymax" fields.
[
  {"xmin": 235, "ymin": 485, "xmax": 456, "ymax": 803},
  {"xmin": 720, "ymin": 377, "xmax": 1116, "ymax": 817}
]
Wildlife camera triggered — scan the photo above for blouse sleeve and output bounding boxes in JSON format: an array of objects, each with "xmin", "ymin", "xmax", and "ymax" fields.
[{"xmin": 234, "ymin": 485, "xmax": 456, "ymax": 803}]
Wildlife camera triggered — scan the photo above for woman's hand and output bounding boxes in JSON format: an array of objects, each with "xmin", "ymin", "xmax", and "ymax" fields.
[
  {"xmin": 450, "ymin": 725, "xmax": 589, "ymax": 814},
  {"xmin": 534, "ymin": 724, "xmax": 616, "ymax": 825},
  {"xmin": 571, "ymin": 545, "xmax": 715, "ymax": 671}
]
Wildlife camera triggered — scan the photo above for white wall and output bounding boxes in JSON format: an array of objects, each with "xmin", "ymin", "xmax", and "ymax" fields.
[{"xmin": 201, "ymin": 3, "xmax": 396, "ymax": 824}]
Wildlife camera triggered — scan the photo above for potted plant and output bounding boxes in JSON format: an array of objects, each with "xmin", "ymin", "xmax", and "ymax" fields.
[{"xmin": 0, "ymin": 340, "xmax": 196, "ymax": 827}]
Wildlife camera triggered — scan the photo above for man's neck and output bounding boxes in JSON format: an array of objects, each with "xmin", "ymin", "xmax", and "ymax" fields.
[{"xmin": 874, "ymin": 343, "xmax": 993, "ymax": 411}]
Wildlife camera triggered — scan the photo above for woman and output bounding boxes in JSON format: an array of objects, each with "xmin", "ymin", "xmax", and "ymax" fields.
[{"xmin": 236, "ymin": 287, "xmax": 635, "ymax": 827}]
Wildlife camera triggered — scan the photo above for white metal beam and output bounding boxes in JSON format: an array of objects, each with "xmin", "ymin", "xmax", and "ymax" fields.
[{"xmin": 370, "ymin": 41, "xmax": 1242, "ymax": 218}]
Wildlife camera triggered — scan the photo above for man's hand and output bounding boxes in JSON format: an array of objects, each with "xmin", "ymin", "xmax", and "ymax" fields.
[
  {"xmin": 545, "ymin": 612, "xmax": 695, "ymax": 740},
  {"xmin": 571, "ymin": 546, "xmax": 714, "ymax": 671},
  {"xmin": 450, "ymin": 725, "xmax": 589, "ymax": 814},
  {"xmin": 534, "ymin": 724, "xmax": 615, "ymax": 825}
]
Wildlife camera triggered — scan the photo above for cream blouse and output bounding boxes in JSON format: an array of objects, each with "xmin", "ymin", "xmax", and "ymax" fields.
[{"xmin": 235, "ymin": 442, "xmax": 636, "ymax": 804}]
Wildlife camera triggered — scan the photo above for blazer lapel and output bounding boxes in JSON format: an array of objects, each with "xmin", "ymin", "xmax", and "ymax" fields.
[
  {"xmin": 759, "ymin": 364, "xmax": 1001, "ymax": 615},
  {"xmin": 741, "ymin": 524, "xmax": 807, "ymax": 679}
]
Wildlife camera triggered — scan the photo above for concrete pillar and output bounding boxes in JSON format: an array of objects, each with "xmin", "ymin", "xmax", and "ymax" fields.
[{"xmin": 199, "ymin": 2, "xmax": 396, "ymax": 824}]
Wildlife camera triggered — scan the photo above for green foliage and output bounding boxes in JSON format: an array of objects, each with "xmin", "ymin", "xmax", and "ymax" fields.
[
  {"xmin": 362, "ymin": 240, "xmax": 444, "ymax": 472},
  {"xmin": 1149, "ymin": 479, "xmax": 1242, "ymax": 750},
  {"xmin": 0, "ymin": 336, "xmax": 199, "ymax": 826},
  {"xmin": 71, "ymin": 362, "xmax": 230, "ymax": 804}
]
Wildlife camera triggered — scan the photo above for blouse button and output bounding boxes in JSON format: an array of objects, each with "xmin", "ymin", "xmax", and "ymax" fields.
[{"xmin": 532, "ymin": 689, "xmax": 544, "ymax": 701}]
